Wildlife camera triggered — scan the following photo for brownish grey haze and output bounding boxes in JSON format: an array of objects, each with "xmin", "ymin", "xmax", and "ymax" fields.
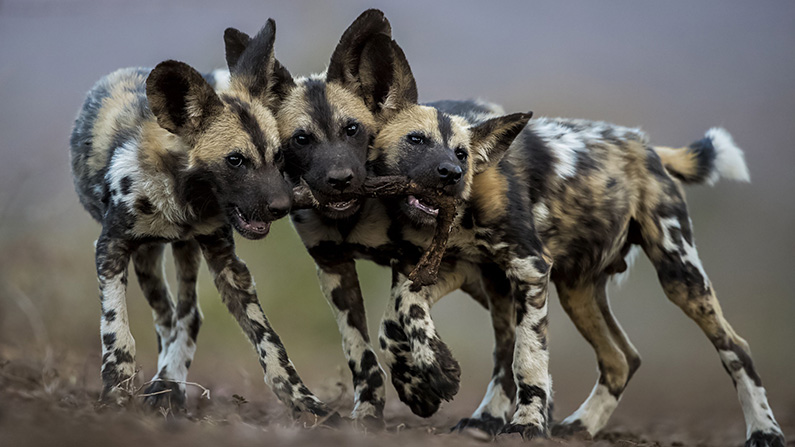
[{"xmin": 0, "ymin": 0, "xmax": 794, "ymax": 444}]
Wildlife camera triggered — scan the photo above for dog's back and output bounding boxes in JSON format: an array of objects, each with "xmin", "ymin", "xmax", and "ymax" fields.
[{"xmin": 70, "ymin": 67, "xmax": 151, "ymax": 222}]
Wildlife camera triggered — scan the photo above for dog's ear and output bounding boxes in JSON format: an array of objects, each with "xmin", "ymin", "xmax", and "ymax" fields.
[
  {"xmin": 326, "ymin": 9, "xmax": 391, "ymax": 90},
  {"xmin": 146, "ymin": 60, "xmax": 223, "ymax": 141},
  {"xmin": 224, "ymin": 18, "xmax": 281, "ymax": 104},
  {"xmin": 269, "ymin": 58, "xmax": 295, "ymax": 109},
  {"xmin": 469, "ymin": 112, "xmax": 533, "ymax": 173},
  {"xmin": 358, "ymin": 35, "xmax": 418, "ymax": 120},
  {"xmin": 223, "ymin": 27, "xmax": 251, "ymax": 70}
]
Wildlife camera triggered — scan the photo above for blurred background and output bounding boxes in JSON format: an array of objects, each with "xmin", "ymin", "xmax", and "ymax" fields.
[{"xmin": 0, "ymin": 0, "xmax": 793, "ymax": 439}]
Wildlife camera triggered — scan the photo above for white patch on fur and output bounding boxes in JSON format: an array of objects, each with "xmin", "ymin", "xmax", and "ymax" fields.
[
  {"xmin": 719, "ymin": 350, "xmax": 782, "ymax": 438},
  {"xmin": 298, "ymin": 73, "xmax": 327, "ymax": 83},
  {"xmin": 154, "ymin": 310, "xmax": 200, "ymax": 393},
  {"xmin": 472, "ymin": 373, "xmax": 513, "ymax": 421},
  {"xmin": 219, "ymin": 265, "xmax": 255, "ymax": 294},
  {"xmin": 530, "ymin": 117, "xmax": 647, "ymax": 180},
  {"xmin": 99, "ymin": 272, "xmax": 136, "ymax": 378},
  {"xmin": 107, "ymin": 140, "xmax": 210, "ymax": 239},
  {"xmin": 209, "ymin": 68, "xmax": 231, "ymax": 92},
  {"xmin": 511, "ymin": 300, "xmax": 550, "ymax": 429},
  {"xmin": 612, "ymin": 245, "xmax": 641, "ymax": 286},
  {"xmin": 506, "ymin": 256, "xmax": 546, "ymax": 281},
  {"xmin": 316, "ymin": 266, "xmax": 386, "ymax": 420},
  {"xmin": 246, "ymin": 302, "xmax": 268, "ymax": 328},
  {"xmin": 533, "ymin": 202, "xmax": 550, "ymax": 223},
  {"xmin": 106, "ymin": 141, "xmax": 140, "ymax": 208},
  {"xmin": 562, "ymin": 384, "xmax": 619, "ymax": 435},
  {"xmin": 393, "ymin": 264, "xmax": 475, "ymax": 368},
  {"xmin": 705, "ymin": 127, "xmax": 750, "ymax": 184},
  {"xmin": 547, "ymin": 132, "xmax": 584, "ymax": 178},
  {"xmin": 659, "ymin": 217, "xmax": 709, "ymax": 291}
]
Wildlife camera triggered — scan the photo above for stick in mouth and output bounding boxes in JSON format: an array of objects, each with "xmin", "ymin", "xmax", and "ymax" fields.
[{"xmin": 291, "ymin": 176, "xmax": 458, "ymax": 289}]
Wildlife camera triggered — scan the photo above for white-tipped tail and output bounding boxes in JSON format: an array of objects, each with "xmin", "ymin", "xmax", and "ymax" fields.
[
  {"xmin": 704, "ymin": 127, "xmax": 750, "ymax": 184},
  {"xmin": 207, "ymin": 68, "xmax": 231, "ymax": 92},
  {"xmin": 653, "ymin": 127, "xmax": 751, "ymax": 185}
]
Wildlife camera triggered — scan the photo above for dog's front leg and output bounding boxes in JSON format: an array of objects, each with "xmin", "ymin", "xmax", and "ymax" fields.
[
  {"xmin": 312, "ymin": 254, "xmax": 386, "ymax": 425},
  {"xmin": 498, "ymin": 251, "xmax": 552, "ymax": 440},
  {"xmin": 95, "ymin": 232, "xmax": 137, "ymax": 403},
  {"xmin": 195, "ymin": 227, "xmax": 337, "ymax": 422},
  {"xmin": 379, "ymin": 261, "xmax": 474, "ymax": 417}
]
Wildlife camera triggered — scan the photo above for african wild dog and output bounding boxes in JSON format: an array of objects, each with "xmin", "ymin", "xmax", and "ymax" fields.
[
  {"xmin": 136, "ymin": 9, "xmax": 399, "ymax": 423},
  {"xmin": 263, "ymin": 10, "xmax": 397, "ymax": 423},
  {"xmin": 69, "ymin": 20, "xmax": 338, "ymax": 420},
  {"xmin": 374, "ymin": 93, "xmax": 785, "ymax": 444},
  {"xmin": 276, "ymin": 17, "xmax": 532, "ymax": 425}
]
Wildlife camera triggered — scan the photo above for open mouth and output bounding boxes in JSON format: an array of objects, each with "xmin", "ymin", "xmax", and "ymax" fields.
[
  {"xmin": 324, "ymin": 198, "xmax": 359, "ymax": 212},
  {"xmin": 407, "ymin": 195, "xmax": 439, "ymax": 216},
  {"xmin": 233, "ymin": 206, "xmax": 271, "ymax": 239}
]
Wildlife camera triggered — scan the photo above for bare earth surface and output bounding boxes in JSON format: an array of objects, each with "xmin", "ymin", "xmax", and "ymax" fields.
[{"xmin": 1, "ymin": 347, "xmax": 792, "ymax": 447}]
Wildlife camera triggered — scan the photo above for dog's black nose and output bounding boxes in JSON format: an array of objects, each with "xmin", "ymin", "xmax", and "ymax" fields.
[
  {"xmin": 437, "ymin": 162, "xmax": 462, "ymax": 185},
  {"xmin": 327, "ymin": 169, "xmax": 354, "ymax": 191},
  {"xmin": 267, "ymin": 197, "xmax": 291, "ymax": 219}
]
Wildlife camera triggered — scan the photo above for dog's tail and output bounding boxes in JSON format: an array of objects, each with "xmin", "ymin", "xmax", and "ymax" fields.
[
  {"xmin": 653, "ymin": 127, "xmax": 750, "ymax": 185},
  {"xmin": 203, "ymin": 68, "xmax": 231, "ymax": 92}
]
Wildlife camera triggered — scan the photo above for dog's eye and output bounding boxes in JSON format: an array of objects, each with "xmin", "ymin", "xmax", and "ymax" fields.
[
  {"xmin": 455, "ymin": 147, "xmax": 468, "ymax": 161},
  {"xmin": 226, "ymin": 153, "xmax": 245, "ymax": 168},
  {"xmin": 345, "ymin": 122, "xmax": 359, "ymax": 137},
  {"xmin": 292, "ymin": 133, "xmax": 312, "ymax": 146},
  {"xmin": 407, "ymin": 134, "xmax": 425, "ymax": 145}
]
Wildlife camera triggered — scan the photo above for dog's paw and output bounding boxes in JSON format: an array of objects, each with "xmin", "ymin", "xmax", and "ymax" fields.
[
  {"xmin": 392, "ymin": 373, "xmax": 442, "ymax": 418},
  {"xmin": 354, "ymin": 414, "xmax": 386, "ymax": 432},
  {"xmin": 745, "ymin": 430, "xmax": 786, "ymax": 447},
  {"xmin": 388, "ymin": 345, "xmax": 444, "ymax": 417},
  {"xmin": 141, "ymin": 380, "xmax": 185, "ymax": 411},
  {"xmin": 416, "ymin": 337, "xmax": 460, "ymax": 402},
  {"xmin": 452, "ymin": 414, "xmax": 506, "ymax": 438},
  {"xmin": 500, "ymin": 422, "xmax": 548, "ymax": 440},
  {"xmin": 552, "ymin": 419, "xmax": 592, "ymax": 439}
]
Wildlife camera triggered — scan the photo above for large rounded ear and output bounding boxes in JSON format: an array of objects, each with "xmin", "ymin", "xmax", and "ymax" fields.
[
  {"xmin": 358, "ymin": 35, "xmax": 418, "ymax": 121},
  {"xmin": 326, "ymin": 9, "xmax": 391, "ymax": 90},
  {"xmin": 224, "ymin": 18, "xmax": 281, "ymax": 103},
  {"xmin": 469, "ymin": 112, "xmax": 533, "ymax": 173},
  {"xmin": 223, "ymin": 27, "xmax": 251, "ymax": 70},
  {"xmin": 146, "ymin": 60, "xmax": 223, "ymax": 141}
]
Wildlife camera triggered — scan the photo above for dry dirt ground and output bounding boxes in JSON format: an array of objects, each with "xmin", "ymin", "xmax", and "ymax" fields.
[{"xmin": 1, "ymin": 347, "xmax": 793, "ymax": 447}]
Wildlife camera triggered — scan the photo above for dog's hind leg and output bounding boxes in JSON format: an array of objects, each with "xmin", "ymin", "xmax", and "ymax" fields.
[
  {"xmin": 134, "ymin": 240, "xmax": 203, "ymax": 410},
  {"xmin": 96, "ymin": 233, "xmax": 137, "ymax": 403},
  {"xmin": 641, "ymin": 198, "xmax": 784, "ymax": 447},
  {"xmin": 552, "ymin": 276, "xmax": 640, "ymax": 438},
  {"xmin": 453, "ymin": 263, "xmax": 516, "ymax": 437},
  {"xmin": 130, "ymin": 242, "xmax": 180, "ymax": 409}
]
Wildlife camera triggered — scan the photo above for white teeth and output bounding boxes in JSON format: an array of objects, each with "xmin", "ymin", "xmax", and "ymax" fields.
[
  {"xmin": 408, "ymin": 195, "xmax": 439, "ymax": 216},
  {"xmin": 326, "ymin": 199, "xmax": 357, "ymax": 211}
]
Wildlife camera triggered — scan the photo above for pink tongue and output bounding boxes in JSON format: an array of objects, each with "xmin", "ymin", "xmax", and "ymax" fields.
[
  {"xmin": 236, "ymin": 209, "xmax": 270, "ymax": 234},
  {"xmin": 246, "ymin": 220, "xmax": 270, "ymax": 233}
]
